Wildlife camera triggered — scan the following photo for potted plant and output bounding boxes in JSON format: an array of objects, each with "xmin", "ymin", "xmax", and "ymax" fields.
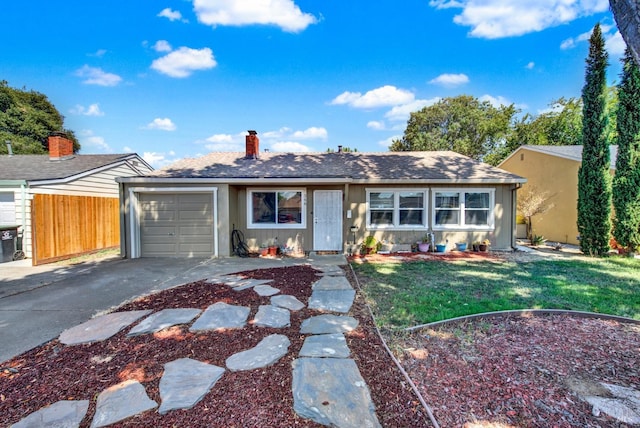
[
  {"xmin": 455, "ymin": 242, "xmax": 467, "ymax": 251},
  {"xmin": 361, "ymin": 235, "xmax": 380, "ymax": 255},
  {"xmin": 472, "ymin": 241, "xmax": 481, "ymax": 252},
  {"xmin": 435, "ymin": 239, "xmax": 448, "ymax": 252},
  {"xmin": 418, "ymin": 234, "xmax": 432, "ymax": 252},
  {"xmin": 479, "ymin": 239, "xmax": 490, "ymax": 252}
]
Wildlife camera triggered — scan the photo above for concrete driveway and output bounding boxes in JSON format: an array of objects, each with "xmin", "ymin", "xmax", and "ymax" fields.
[{"xmin": 0, "ymin": 254, "xmax": 343, "ymax": 364}]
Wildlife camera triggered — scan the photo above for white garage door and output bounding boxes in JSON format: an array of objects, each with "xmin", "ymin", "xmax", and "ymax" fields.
[
  {"xmin": 0, "ymin": 193, "xmax": 16, "ymax": 225},
  {"xmin": 139, "ymin": 193, "xmax": 214, "ymax": 257}
]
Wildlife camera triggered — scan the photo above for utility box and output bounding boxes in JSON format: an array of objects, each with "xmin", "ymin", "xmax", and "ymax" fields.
[{"xmin": 0, "ymin": 226, "xmax": 18, "ymax": 263}]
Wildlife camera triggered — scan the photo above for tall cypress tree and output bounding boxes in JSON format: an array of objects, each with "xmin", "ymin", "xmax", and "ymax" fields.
[
  {"xmin": 577, "ymin": 24, "xmax": 612, "ymax": 256},
  {"xmin": 612, "ymin": 48, "xmax": 640, "ymax": 252}
]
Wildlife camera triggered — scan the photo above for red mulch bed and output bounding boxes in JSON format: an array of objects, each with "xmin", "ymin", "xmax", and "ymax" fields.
[
  {"xmin": 395, "ymin": 314, "xmax": 640, "ymax": 427},
  {"xmin": 0, "ymin": 265, "xmax": 428, "ymax": 427}
]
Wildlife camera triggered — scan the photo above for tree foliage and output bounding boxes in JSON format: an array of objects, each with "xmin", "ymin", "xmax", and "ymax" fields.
[
  {"xmin": 517, "ymin": 186, "xmax": 555, "ymax": 240},
  {"xmin": 389, "ymin": 95, "xmax": 517, "ymax": 162},
  {"xmin": 0, "ymin": 80, "xmax": 79, "ymax": 154},
  {"xmin": 612, "ymin": 48, "xmax": 640, "ymax": 251},
  {"xmin": 577, "ymin": 24, "xmax": 612, "ymax": 256}
]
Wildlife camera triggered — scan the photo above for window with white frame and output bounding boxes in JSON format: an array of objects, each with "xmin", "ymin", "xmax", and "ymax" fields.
[
  {"xmin": 247, "ymin": 189, "xmax": 305, "ymax": 228},
  {"xmin": 432, "ymin": 189, "xmax": 494, "ymax": 229},
  {"xmin": 367, "ymin": 190, "xmax": 427, "ymax": 228}
]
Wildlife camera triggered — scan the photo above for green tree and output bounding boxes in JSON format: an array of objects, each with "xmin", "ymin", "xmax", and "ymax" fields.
[
  {"xmin": 577, "ymin": 24, "xmax": 612, "ymax": 256},
  {"xmin": 612, "ymin": 48, "xmax": 640, "ymax": 252},
  {"xmin": 390, "ymin": 95, "xmax": 517, "ymax": 162},
  {"xmin": 0, "ymin": 80, "xmax": 79, "ymax": 154}
]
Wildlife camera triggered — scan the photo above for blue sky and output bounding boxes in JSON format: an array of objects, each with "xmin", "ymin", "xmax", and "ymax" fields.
[{"xmin": 1, "ymin": 0, "xmax": 626, "ymax": 167}]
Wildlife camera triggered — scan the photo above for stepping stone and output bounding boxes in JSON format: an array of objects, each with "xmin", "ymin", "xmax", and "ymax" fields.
[
  {"xmin": 127, "ymin": 308, "xmax": 201, "ymax": 336},
  {"xmin": 253, "ymin": 284, "xmax": 280, "ymax": 296},
  {"xmin": 292, "ymin": 358, "xmax": 381, "ymax": 428},
  {"xmin": 90, "ymin": 380, "xmax": 157, "ymax": 428},
  {"xmin": 226, "ymin": 334, "xmax": 290, "ymax": 372},
  {"xmin": 299, "ymin": 334, "xmax": 350, "ymax": 358},
  {"xmin": 317, "ymin": 265, "xmax": 345, "ymax": 276},
  {"xmin": 59, "ymin": 310, "xmax": 152, "ymax": 345},
  {"xmin": 313, "ymin": 276, "xmax": 352, "ymax": 291},
  {"xmin": 271, "ymin": 294, "xmax": 305, "ymax": 311},
  {"xmin": 158, "ymin": 358, "xmax": 225, "ymax": 414},
  {"xmin": 308, "ymin": 289, "xmax": 356, "ymax": 313},
  {"xmin": 253, "ymin": 305, "xmax": 290, "ymax": 328},
  {"xmin": 300, "ymin": 314, "xmax": 359, "ymax": 335},
  {"xmin": 190, "ymin": 302, "xmax": 250, "ymax": 331},
  {"xmin": 11, "ymin": 400, "xmax": 89, "ymax": 428}
]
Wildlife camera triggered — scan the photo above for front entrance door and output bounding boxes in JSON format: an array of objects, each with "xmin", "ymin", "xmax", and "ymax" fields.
[{"xmin": 313, "ymin": 190, "xmax": 343, "ymax": 251}]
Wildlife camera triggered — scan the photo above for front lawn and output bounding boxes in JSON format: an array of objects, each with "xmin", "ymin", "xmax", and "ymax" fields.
[{"xmin": 350, "ymin": 257, "xmax": 640, "ymax": 329}]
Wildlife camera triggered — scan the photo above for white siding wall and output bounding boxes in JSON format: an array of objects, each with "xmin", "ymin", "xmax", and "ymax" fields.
[{"xmin": 13, "ymin": 160, "xmax": 152, "ymax": 260}]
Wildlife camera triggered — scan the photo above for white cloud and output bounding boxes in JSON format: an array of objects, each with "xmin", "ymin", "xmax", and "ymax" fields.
[
  {"xmin": 526, "ymin": 61, "xmax": 535, "ymax": 69},
  {"xmin": 378, "ymin": 135, "xmax": 402, "ymax": 149},
  {"xmin": 151, "ymin": 47, "xmax": 217, "ymax": 78},
  {"xmin": 479, "ymin": 94, "xmax": 513, "ymax": 107},
  {"xmin": 88, "ymin": 49, "xmax": 107, "ymax": 58},
  {"xmin": 429, "ymin": 0, "xmax": 609, "ymax": 39},
  {"xmin": 271, "ymin": 141, "xmax": 311, "ymax": 152},
  {"xmin": 144, "ymin": 118, "xmax": 177, "ymax": 131},
  {"xmin": 143, "ymin": 152, "xmax": 176, "ymax": 168},
  {"xmin": 153, "ymin": 40, "xmax": 173, "ymax": 52},
  {"xmin": 429, "ymin": 73, "xmax": 469, "ymax": 87},
  {"xmin": 70, "ymin": 103, "xmax": 104, "ymax": 116},
  {"xmin": 292, "ymin": 127, "xmax": 328, "ymax": 140},
  {"xmin": 193, "ymin": 0, "xmax": 317, "ymax": 33},
  {"xmin": 367, "ymin": 121, "xmax": 385, "ymax": 130},
  {"xmin": 384, "ymin": 98, "xmax": 441, "ymax": 122},
  {"xmin": 79, "ymin": 130, "xmax": 112, "ymax": 153},
  {"xmin": 158, "ymin": 8, "xmax": 187, "ymax": 22},
  {"xmin": 331, "ymin": 85, "xmax": 415, "ymax": 109},
  {"xmin": 75, "ymin": 65, "xmax": 122, "ymax": 86},
  {"xmin": 606, "ymin": 30, "xmax": 627, "ymax": 56},
  {"xmin": 123, "ymin": 146, "xmax": 133, "ymax": 153},
  {"xmin": 560, "ymin": 25, "xmax": 626, "ymax": 56}
]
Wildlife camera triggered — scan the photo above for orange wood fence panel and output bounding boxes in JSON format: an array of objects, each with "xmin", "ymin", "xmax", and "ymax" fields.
[{"xmin": 32, "ymin": 194, "xmax": 119, "ymax": 265}]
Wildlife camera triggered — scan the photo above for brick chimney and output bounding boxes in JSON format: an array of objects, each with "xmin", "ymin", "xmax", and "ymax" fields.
[
  {"xmin": 246, "ymin": 130, "xmax": 259, "ymax": 159},
  {"xmin": 48, "ymin": 133, "xmax": 74, "ymax": 160}
]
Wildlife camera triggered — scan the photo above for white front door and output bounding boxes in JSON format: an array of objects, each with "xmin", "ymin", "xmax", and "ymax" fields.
[{"xmin": 313, "ymin": 190, "xmax": 343, "ymax": 251}]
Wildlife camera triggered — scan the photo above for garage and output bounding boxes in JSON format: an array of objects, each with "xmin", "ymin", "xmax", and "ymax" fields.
[{"xmin": 138, "ymin": 192, "xmax": 215, "ymax": 257}]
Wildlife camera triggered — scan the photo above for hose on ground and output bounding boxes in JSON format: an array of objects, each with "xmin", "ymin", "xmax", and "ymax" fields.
[{"xmin": 231, "ymin": 226, "xmax": 250, "ymax": 258}]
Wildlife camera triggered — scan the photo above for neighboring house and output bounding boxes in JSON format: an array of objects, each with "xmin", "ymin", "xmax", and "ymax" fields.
[
  {"xmin": 0, "ymin": 134, "xmax": 153, "ymax": 265},
  {"xmin": 117, "ymin": 131, "xmax": 525, "ymax": 259},
  {"xmin": 498, "ymin": 145, "xmax": 617, "ymax": 245}
]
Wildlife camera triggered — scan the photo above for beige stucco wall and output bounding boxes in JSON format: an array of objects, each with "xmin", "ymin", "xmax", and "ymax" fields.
[{"xmin": 500, "ymin": 148, "xmax": 581, "ymax": 244}]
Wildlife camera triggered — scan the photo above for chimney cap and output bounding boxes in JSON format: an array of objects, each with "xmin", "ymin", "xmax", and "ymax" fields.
[{"xmin": 248, "ymin": 130, "xmax": 257, "ymax": 135}]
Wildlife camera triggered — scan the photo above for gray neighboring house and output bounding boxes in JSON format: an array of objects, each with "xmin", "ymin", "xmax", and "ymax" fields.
[
  {"xmin": 117, "ymin": 131, "xmax": 525, "ymax": 258},
  {"xmin": 0, "ymin": 135, "xmax": 152, "ymax": 264}
]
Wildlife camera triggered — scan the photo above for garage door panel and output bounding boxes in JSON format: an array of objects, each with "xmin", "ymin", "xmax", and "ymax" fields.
[{"xmin": 139, "ymin": 192, "xmax": 214, "ymax": 257}]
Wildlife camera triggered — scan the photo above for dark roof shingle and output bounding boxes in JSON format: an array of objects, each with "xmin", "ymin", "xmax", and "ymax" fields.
[
  {"xmin": 0, "ymin": 154, "xmax": 140, "ymax": 181},
  {"xmin": 148, "ymin": 151, "xmax": 524, "ymax": 183}
]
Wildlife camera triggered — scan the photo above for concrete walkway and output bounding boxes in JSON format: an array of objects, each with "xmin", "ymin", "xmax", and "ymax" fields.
[{"xmin": 2, "ymin": 253, "xmax": 381, "ymax": 427}]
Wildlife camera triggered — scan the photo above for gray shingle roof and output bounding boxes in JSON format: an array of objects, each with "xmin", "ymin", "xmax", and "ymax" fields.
[
  {"xmin": 517, "ymin": 145, "xmax": 618, "ymax": 170},
  {"xmin": 148, "ymin": 151, "xmax": 524, "ymax": 183},
  {"xmin": 0, "ymin": 154, "xmax": 143, "ymax": 181}
]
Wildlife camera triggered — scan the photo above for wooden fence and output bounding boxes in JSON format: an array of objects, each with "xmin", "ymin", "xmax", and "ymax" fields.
[{"xmin": 32, "ymin": 194, "xmax": 119, "ymax": 265}]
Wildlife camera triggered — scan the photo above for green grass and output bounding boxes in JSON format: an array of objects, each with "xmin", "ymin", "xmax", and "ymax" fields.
[{"xmin": 351, "ymin": 257, "xmax": 640, "ymax": 329}]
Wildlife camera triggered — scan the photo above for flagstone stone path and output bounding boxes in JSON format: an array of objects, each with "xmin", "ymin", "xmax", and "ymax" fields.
[{"xmin": 11, "ymin": 264, "xmax": 381, "ymax": 428}]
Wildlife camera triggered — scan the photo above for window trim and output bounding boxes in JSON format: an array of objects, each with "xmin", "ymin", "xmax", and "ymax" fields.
[
  {"xmin": 247, "ymin": 188, "xmax": 306, "ymax": 229},
  {"xmin": 366, "ymin": 188, "xmax": 428, "ymax": 230},
  {"xmin": 431, "ymin": 188, "xmax": 495, "ymax": 230}
]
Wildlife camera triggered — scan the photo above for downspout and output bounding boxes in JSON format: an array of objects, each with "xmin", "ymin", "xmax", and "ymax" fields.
[{"xmin": 511, "ymin": 183, "xmax": 522, "ymax": 250}]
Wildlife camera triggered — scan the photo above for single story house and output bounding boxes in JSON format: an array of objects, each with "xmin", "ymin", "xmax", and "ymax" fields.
[
  {"xmin": 498, "ymin": 144, "xmax": 617, "ymax": 245},
  {"xmin": 0, "ymin": 134, "xmax": 153, "ymax": 264},
  {"xmin": 116, "ymin": 131, "xmax": 525, "ymax": 258}
]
